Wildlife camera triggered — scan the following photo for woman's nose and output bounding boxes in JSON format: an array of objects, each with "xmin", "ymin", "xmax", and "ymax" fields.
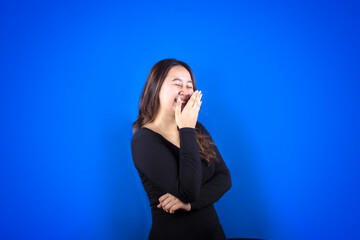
[{"xmin": 179, "ymin": 88, "xmax": 193, "ymax": 96}]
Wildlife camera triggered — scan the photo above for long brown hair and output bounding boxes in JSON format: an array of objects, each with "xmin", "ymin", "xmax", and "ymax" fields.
[{"xmin": 132, "ymin": 58, "xmax": 217, "ymax": 165}]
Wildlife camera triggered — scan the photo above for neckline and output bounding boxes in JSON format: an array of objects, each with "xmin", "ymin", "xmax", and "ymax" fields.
[{"xmin": 141, "ymin": 127, "xmax": 180, "ymax": 149}]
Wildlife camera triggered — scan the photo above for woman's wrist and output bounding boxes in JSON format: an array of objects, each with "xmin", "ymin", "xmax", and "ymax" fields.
[{"xmin": 178, "ymin": 121, "xmax": 197, "ymax": 130}]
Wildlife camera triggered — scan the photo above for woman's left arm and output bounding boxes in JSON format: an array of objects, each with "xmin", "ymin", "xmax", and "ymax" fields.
[
  {"xmin": 158, "ymin": 122, "xmax": 232, "ymax": 213},
  {"xmin": 189, "ymin": 124, "xmax": 232, "ymax": 210}
]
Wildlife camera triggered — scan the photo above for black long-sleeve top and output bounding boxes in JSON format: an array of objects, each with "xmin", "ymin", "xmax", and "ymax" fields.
[{"xmin": 131, "ymin": 121, "xmax": 231, "ymax": 213}]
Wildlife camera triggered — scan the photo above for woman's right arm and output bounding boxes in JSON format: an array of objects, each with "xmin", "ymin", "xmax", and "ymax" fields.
[{"xmin": 131, "ymin": 128, "xmax": 202, "ymax": 203}]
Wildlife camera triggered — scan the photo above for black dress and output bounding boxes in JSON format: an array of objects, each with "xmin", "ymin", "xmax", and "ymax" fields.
[{"xmin": 131, "ymin": 121, "xmax": 232, "ymax": 240}]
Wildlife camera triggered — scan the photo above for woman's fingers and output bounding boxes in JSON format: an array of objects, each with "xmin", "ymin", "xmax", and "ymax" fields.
[
  {"xmin": 174, "ymin": 90, "xmax": 202, "ymax": 130},
  {"xmin": 169, "ymin": 202, "xmax": 181, "ymax": 214},
  {"xmin": 182, "ymin": 91, "xmax": 202, "ymax": 112},
  {"xmin": 190, "ymin": 90, "xmax": 201, "ymax": 108},
  {"xmin": 159, "ymin": 193, "xmax": 169, "ymax": 202},
  {"xmin": 158, "ymin": 193, "xmax": 182, "ymax": 214},
  {"xmin": 191, "ymin": 91, "xmax": 202, "ymax": 110},
  {"xmin": 187, "ymin": 90, "xmax": 198, "ymax": 107},
  {"xmin": 158, "ymin": 193, "xmax": 190, "ymax": 214},
  {"xmin": 161, "ymin": 196, "xmax": 174, "ymax": 208},
  {"xmin": 158, "ymin": 193, "xmax": 175, "ymax": 212},
  {"xmin": 196, "ymin": 91, "xmax": 202, "ymax": 106},
  {"xmin": 168, "ymin": 201, "xmax": 189, "ymax": 214},
  {"xmin": 195, "ymin": 93, "xmax": 202, "ymax": 108},
  {"xmin": 175, "ymin": 97, "xmax": 182, "ymax": 117},
  {"xmin": 183, "ymin": 90, "xmax": 199, "ymax": 110},
  {"xmin": 163, "ymin": 199, "xmax": 178, "ymax": 213}
]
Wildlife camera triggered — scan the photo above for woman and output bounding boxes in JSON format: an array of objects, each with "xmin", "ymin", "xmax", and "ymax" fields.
[{"xmin": 131, "ymin": 58, "xmax": 231, "ymax": 240}]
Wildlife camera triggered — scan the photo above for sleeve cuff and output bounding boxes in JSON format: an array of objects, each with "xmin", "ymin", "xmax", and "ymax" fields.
[{"xmin": 179, "ymin": 127, "xmax": 196, "ymax": 134}]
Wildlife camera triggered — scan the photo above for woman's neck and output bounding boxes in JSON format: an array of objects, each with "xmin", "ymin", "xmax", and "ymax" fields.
[{"xmin": 152, "ymin": 112, "xmax": 178, "ymax": 134}]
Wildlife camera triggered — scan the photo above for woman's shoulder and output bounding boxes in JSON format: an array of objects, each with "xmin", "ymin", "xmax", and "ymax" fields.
[{"xmin": 131, "ymin": 127, "xmax": 161, "ymax": 148}]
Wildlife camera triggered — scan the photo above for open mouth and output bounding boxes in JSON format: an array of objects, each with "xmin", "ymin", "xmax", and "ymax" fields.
[{"xmin": 174, "ymin": 95, "xmax": 190, "ymax": 111}]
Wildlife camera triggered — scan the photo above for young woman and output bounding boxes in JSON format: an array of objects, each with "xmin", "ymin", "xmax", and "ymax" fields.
[{"xmin": 131, "ymin": 58, "xmax": 232, "ymax": 240}]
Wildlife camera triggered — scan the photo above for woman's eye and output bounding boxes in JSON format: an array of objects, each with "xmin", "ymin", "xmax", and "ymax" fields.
[{"xmin": 174, "ymin": 83, "xmax": 192, "ymax": 89}]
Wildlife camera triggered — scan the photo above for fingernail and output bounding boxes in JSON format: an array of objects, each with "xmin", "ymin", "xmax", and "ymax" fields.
[{"xmin": 177, "ymin": 97, "xmax": 181, "ymax": 102}]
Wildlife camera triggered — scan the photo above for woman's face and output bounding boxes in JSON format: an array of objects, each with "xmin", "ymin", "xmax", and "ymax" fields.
[{"xmin": 158, "ymin": 65, "xmax": 194, "ymax": 115}]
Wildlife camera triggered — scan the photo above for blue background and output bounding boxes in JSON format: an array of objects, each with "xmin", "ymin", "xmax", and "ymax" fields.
[{"xmin": 1, "ymin": 0, "xmax": 359, "ymax": 239}]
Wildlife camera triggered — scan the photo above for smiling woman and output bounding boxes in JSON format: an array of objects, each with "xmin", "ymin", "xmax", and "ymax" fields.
[
  {"xmin": 171, "ymin": 78, "xmax": 193, "ymax": 111},
  {"xmin": 131, "ymin": 58, "xmax": 232, "ymax": 239}
]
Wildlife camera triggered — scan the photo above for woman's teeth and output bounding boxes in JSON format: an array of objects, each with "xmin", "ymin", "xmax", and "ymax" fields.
[{"xmin": 174, "ymin": 99, "xmax": 186, "ymax": 104}]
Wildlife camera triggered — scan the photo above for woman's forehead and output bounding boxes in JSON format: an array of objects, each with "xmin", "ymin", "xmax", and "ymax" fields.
[{"xmin": 166, "ymin": 66, "xmax": 191, "ymax": 82}]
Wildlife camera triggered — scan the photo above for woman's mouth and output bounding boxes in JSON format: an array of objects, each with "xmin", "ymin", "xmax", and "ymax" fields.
[{"xmin": 174, "ymin": 95, "xmax": 190, "ymax": 111}]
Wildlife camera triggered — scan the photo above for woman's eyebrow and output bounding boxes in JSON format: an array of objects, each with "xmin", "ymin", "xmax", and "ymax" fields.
[{"xmin": 172, "ymin": 78, "xmax": 192, "ymax": 83}]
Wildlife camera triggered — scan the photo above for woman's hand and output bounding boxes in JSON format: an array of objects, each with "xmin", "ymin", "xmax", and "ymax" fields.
[
  {"xmin": 157, "ymin": 193, "xmax": 191, "ymax": 214},
  {"xmin": 175, "ymin": 90, "xmax": 202, "ymax": 129}
]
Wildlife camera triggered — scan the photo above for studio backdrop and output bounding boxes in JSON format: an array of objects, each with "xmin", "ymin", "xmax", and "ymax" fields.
[{"xmin": 1, "ymin": 0, "xmax": 359, "ymax": 239}]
